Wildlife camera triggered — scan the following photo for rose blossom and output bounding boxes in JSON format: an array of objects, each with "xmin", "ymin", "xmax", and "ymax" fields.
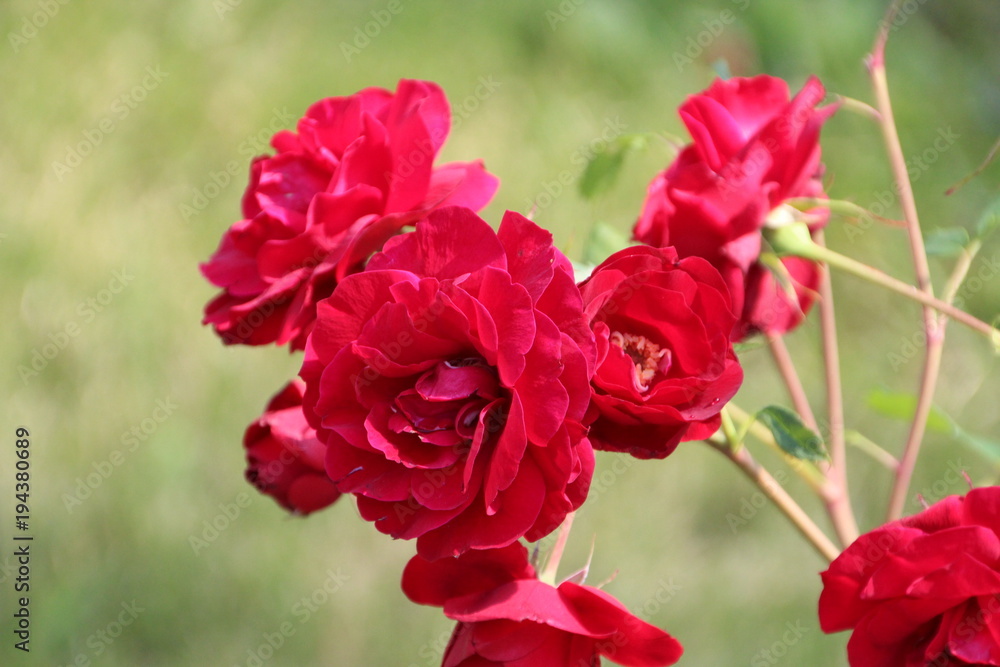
[
  {"xmin": 820, "ymin": 487, "xmax": 1000, "ymax": 666},
  {"xmin": 300, "ymin": 206, "xmax": 596, "ymax": 560},
  {"xmin": 402, "ymin": 542, "xmax": 683, "ymax": 666},
  {"xmin": 578, "ymin": 245, "xmax": 742, "ymax": 459},
  {"xmin": 244, "ymin": 380, "xmax": 340, "ymax": 515},
  {"xmin": 633, "ymin": 74, "xmax": 836, "ymax": 339},
  {"xmin": 201, "ymin": 79, "xmax": 499, "ymax": 350}
]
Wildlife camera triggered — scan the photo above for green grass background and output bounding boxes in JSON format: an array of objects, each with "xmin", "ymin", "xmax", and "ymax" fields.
[{"xmin": 3, "ymin": 0, "xmax": 1000, "ymax": 664}]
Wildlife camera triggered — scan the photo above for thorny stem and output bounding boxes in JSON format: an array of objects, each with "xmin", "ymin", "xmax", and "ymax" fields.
[
  {"xmin": 816, "ymin": 230, "xmax": 859, "ymax": 545},
  {"xmin": 766, "ymin": 335, "xmax": 818, "ymax": 430},
  {"xmin": 870, "ymin": 0, "xmax": 947, "ymax": 522},
  {"xmin": 775, "ymin": 235, "xmax": 999, "ymax": 343}
]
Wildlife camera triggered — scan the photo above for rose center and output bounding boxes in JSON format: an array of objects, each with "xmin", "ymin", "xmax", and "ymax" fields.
[
  {"xmin": 392, "ymin": 357, "xmax": 502, "ymax": 444},
  {"xmin": 609, "ymin": 331, "xmax": 668, "ymax": 392}
]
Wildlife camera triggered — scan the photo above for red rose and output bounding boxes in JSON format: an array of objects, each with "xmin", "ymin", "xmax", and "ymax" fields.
[
  {"xmin": 244, "ymin": 380, "xmax": 341, "ymax": 515},
  {"xmin": 402, "ymin": 542, "xmax": 683, "ymax": 666},
  {"xmin": 819, "ymin": 487, "xmax": 1000, "ymax": 666},
  {"xmin": 633, "ymin": 74, "xmax": 835, "ymax": 339},
  {"xmin": 579, "ymin": 246, "xmax": 742, "ymax": 458},
  {"xmin": 301, "ymin": 207, "xmax": 596, "ymax": 559},
  {"xmin": 201, "ymin": 79, "xmax": 499, "ymax": 350}
]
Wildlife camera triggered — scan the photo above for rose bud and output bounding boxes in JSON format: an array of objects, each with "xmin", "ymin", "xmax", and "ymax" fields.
[{"xmin": 244, "ymin": 380, "xmax": 340, "ymax": 514}]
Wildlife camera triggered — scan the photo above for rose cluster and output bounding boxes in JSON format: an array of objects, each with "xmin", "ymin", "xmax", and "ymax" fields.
[{"xmin": 201, "ymin": 75, "xmax": 851, "ymax": 665}]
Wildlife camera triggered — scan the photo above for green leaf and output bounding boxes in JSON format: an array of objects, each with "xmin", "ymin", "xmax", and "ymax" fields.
[
  {"xmin": 924, "ymin": 227, "xmax": 970, "ymax": 258},
  {"xmin": 755, "ymin": 406, "xmax": 829, "ymax": 462},
  {"xmin": 976, "ymin": 196, "xmax": 1000, "ymax": 240},
  {"xmin": 578, "ymin": 134, "xmax": 649, "ymax": 200},
  {"xmin": 866, "ymin": 389, "xmax": 955, "ymax": 433},
  {"xmin": 581, "ymin": 222, "xmax": 631, "ymax": 267},
  {"xmin": 579, "ymin": 149, "xmax": 627, "ymax": 201}
]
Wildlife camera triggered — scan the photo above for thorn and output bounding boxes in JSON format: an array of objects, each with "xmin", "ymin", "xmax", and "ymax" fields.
[{"xmin": 962, "ymin": 470, "xmax": 974, "ymax": 492}]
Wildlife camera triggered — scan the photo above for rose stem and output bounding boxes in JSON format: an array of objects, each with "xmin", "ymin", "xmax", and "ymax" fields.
[
  {"xmin": 766, "ymin": 333, "xmax": 858, "ymax": 544},
  {"xmin": 816, "ymin": 230, "xmax": 860, "ymax": 545},
  {"xmin": 766, "ymin": 334, "xmax": 819, "ymax": 430},
  {"xmin": 706, "ymin": 435, "xmax": 840, "ymax": 562},
  {"xmin": 726, "ymin": 401, "xmax": 854, "ymax": 545},
  {"xmin": 775, "ymin": 238, "xmax": 999, "ymax": 343},
  {"xmin": 724, "ymin": 404, "xmax": 828, "ymax": 494},
  {"xmin": 540, "ymin": 511, "xmax": 575, "ymax": 585},
  {"xmin": 831, "ymin": 95, "xmax": 882, "ymax": 122},
  {"xmin": 870, "ymin": 0, "xmax": 947, "ymax": 522},
  {"xmin": 845, "ymin": 430, "xmax": 900, "ymax": 471}
]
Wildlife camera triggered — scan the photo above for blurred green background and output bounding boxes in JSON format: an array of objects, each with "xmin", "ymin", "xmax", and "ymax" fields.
[{"xmin": 3, "ymin": 0, "xmax": 999, "ymax": 664}]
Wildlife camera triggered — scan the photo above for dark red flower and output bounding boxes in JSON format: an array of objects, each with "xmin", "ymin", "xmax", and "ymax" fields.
[
  {"xmin": 579, "ymin": 246, "xmax": 742, "ymax": 458},
  {"xmin": 244, "ymin": 380, "xmax": 340, "ymax": 514},
  {"xmin": 201, "ymin": 79, "xmax": 499, "ymax": 350},
  {"xmin": 633, "ymin": 74, "xmax": 835, "ymax": 339},
  {"xmin": 301, "ymin": 207, "xmax": 596, "ymax": 560},
  {"xmin": 402, "ymin": 542, "xmax": 683, "ymax": 667},
  {"xmin": 820, "ymin": 487, "xmax": 1000, "ymax": 666}
]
